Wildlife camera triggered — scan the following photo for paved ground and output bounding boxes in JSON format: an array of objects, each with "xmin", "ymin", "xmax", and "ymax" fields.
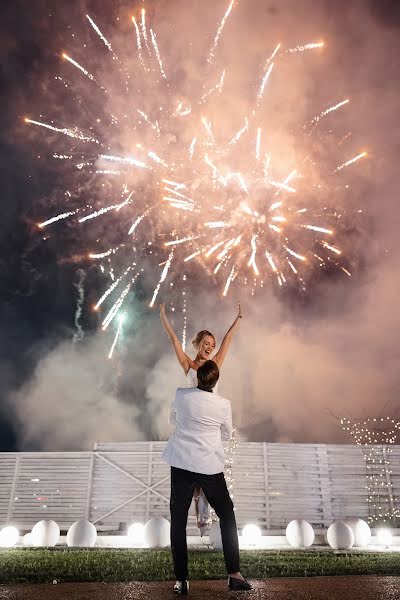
[{"xmin": 1, "ymin": 577, "xmax": 400, "ymax": 600}]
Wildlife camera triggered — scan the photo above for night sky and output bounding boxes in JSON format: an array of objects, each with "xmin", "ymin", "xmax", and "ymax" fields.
[{"xmin": 1, "ymin": 0, "xmax": 400, "ymax": 452}]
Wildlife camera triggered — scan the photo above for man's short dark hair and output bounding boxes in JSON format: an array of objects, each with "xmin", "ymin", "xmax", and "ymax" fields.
[{"xmin": 197, "ymin": 360, "xmax": 219, "ymax": 392}]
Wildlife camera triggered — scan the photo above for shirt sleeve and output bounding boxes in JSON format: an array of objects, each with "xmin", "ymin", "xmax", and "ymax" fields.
[{"xmin": 221, "ymin": 400, "xmax": 233, "ymax": 441}]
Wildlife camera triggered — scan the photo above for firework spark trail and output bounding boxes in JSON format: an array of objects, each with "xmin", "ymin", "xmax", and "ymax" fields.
[
  {"xmin": 38, "ymin": 210, "xmax": 78, "ymax": 228},
  {"xmin": 25, "ymin": 118, "xmax": 99, "ymax": 143},
  {"xmin": 322, "ymin": 241, "xmax": 341, "ymax": 254},
  {"xmin": 149, "ymin": 250, "xmax": 174, "ymax": 307},
  {"xmin": 302, "ymin": 225, "xmax": 333, "ymax": 234},
  {"xmin": 208, "ymin": 0, "xmax": 235, "ymax": 65},
  {"xmin": 287, "ymin": 41, "xmax": 324, "ymax": 53},
  {"xmin": 79, "ymin": 193, "xmax": 133, "ymax": 223},
  {"xmin": 94, "ymin": 264, "xmax": 134, "ymax": 309},
  {"xmin": 102, "ymin": 272, "xmax": 139, "ymax": 329},
  {"xmin": 256, "ymin": 128, "xmax": 261, "ymax": 159},
  {"xmin": 62, "ymin": 53, "xmax": 96, "ymax": 82},
  {"xmin": 86, "ymin": 14, "xmax": 116, "ymax": 58},
  {"xmin": 141, "ymin": 8, "xmax": 149, "ymax": 47},
  {"xmin": 309, "ymin": 99, "xmax": 349, "ymax": 126},
  {"xmin": 89, "ymin": 245, "xmax": 124, "ymax": 259},
  {"xmin": 100, "ymin": 154, "xmax": 149, "ymax": 169},
  {"xmin": 223, "ymin": 266, "xmax": 236, "ymax": 297},
  {"xmin": 247, "ymin": 235, "xmax": 259, "ymax": 276},
  {"xmin": 132, "ymin": 15, "xmax": 146, "ymax": 71},
  {"xmin": 228, "ymin": 118, "xmax": 249, "ymax": 146},
  {"xmin": 284, "ymin": 245, "xmax": 306, "ymax": 261},
  {"xmin": 108, "ymin": 314, "xmax": 124, "ymax": 359},
  {"xmin": 150, "ymin": 29, "xmax": 167, "ymax": 79},
  {"xmin": 258, "ymin": 62, "xmax": 274, "ymax": 101},
  {"xmin": 335, "ymin": 151, "xmax": 367, "ymax": 172},
  {"xmin": 73, "ymin": 269, "xmax": 86, "ymax": 343},
  {"xmin": 128, "ymin": 214, "xmax": 146, "ymax": 235}
]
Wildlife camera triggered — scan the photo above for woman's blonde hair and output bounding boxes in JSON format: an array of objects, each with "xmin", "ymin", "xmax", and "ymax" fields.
[{"xmin": 192, "ymin": 330, "xmax": 216, "ymax": 350}]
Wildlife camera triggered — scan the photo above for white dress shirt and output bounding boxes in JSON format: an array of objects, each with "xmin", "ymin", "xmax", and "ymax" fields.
[{"xmin": 162, "ymin": 387, "xmax": 233, "ymax": 475}]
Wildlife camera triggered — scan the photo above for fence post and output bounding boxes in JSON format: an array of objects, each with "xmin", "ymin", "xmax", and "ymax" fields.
[
  {"xmin": 7, "ymin": 455, "xmax": 20, "ymax": 523},
  {"xmin": 263, "ymin": 443, "xmax": 271, "ymax": 530},
  {"xmin": 85, "ymin": 452, "xmax": 95, "ymax": 521},
  {"xmin": 317, "ymin": 445, "xmax": 333, "ymax": 527}
]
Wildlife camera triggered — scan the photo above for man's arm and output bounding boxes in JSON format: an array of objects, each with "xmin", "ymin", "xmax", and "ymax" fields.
[{"xmin": 221, "ymin": 401, "xmax": 233, "ymax": 441}]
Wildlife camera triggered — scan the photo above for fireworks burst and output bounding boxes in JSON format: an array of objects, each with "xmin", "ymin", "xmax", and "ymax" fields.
[{"xmin": 26, "ymin": 2, "xmax": 367, "ymax": 349}]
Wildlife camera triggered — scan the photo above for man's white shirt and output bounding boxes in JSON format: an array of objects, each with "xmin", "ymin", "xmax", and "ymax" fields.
[{"xmin": 162, "ymin": 387, "xmax": 233, "ymax": 475}]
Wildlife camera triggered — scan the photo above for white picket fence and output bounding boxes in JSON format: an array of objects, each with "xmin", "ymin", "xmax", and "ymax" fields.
[{"xmin": 1, "ymin": 442, "xmax": 399, "ymax": 533}]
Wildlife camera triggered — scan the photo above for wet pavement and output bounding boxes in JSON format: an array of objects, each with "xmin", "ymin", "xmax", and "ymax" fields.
[{"xmin": 1, "ymin": 576, "xmax": 400, "ymax": 600}]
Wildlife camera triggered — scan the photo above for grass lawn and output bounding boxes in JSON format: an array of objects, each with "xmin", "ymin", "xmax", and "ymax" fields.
[{"xmin": 0, "ymin": 548, "xmax": 400, "ymax": 583}]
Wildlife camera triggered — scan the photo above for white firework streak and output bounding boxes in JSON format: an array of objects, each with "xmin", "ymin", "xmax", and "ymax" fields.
[
  {"xmin": 189, "ymin": 137, "xmax": 197, "ymax": 158},
  {"xmin": 247, "ymin": 235, "xmax": 259, "ymax": 276},
  {"xmin": 287, "ymin": 41, "xmax": 324, "ymax": 53},
  {"xmin": 94, "ymin": 264, "xmax": 134, "ymax": 309},
  {"xmin": 128, "ymin": 214, "xmax": 145, "ymax": 235},
  {"xmin": 38, "ymin": 209, "xmax": 78, "ymax": 228},
  {"xmin": 322, "ymin": 241, "xmax": 341, "ymax": 254},
  {"xmin": 150, "ymin": 29, "xmax": 167, "ymax": 79},
  {"xmin": 228, "ymin": 117, "xmax": 249, "ymax": 145},
  {"xmin": 86, "ymin": 14, "xmax": 116, "ymax": 58},
  {"xmin": 100, "ymin": 154, "xmax": 149, "ymax": 169},
  {"xmin": 184, "ymin": 250, "xmax": 202, "ymax": 262},
  {"xmin": 148, "ymin": 151, "xmax": 168, "ymax": 167},
  {"xmin": 222, "ymin": 266, "xmax": 236, "ymax": 297},
  {"xmin": 309, "ymin": 99, "xmax": 349, "ymax": 126},
  {"xmin": 334, "ymin": 152, "xmax": 367, "ymax": 172},
  {"xmin": 102, "ymin": 273, "xmax": 139, "ymax": 329},
  {"xmin": 208, "ymin": 0, "xmax": 235, "ymax": 64},
  {"xmin": 108, "ymin": 316, "xmax": 124, "ymax": 359},
  {"xmin": 205, "ymin": 241, "xmax": 225, "ymax": 257},
  {"xmin": 265, "ymin": 250, "xmax": 278, "ymax": 272},
  {"xmin": 302, "ymin": 225, "xmax": 333, "ymax": 234},
  {"xmin": 284, "ymin": 245, "xmax": 306, "ymax": 261},
  {"xmin": 25, "ymin": 118, "xmax": 99, "ymax": 143},
  {"xmin": 62, "ymin": 53, "xmax": 96, "ymax": 82},
  {"xmin": 258, "ymin": 62, "xmax": 274, "ymax": 101},
  {"xmin": 132, "ymin": 16, "xmax": 147, "ymax": 71},
  {"xmin": 141, "ymin": 8, "xmax": 149, "ymax": 46},
  {"xmin": 79, "ymin": 193, "xmax": 132, "ymax": 223},
  {"xmin": 165, "ymin": 235, "xmax": 201, "ymax": 247},
  {"xmin": 149, "ymin": 250, "xmax": 174, "ymax": 307},
  {"xmin": 89, "ymin": 245, "xmax": 124, "ymax": 259}
]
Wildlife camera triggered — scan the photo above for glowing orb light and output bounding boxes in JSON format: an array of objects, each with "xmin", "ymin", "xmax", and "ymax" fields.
[
  {"xmin": 66, "ymin": 520, "xmax": 97, "ymax": 547},
  {"xmin": 327, "ymin": 521, "xmax": 354, "ymax": 550},
  {"xmin": 377, "ymin": 528, "xmax": 393, "ymax": 548},
  {"xmin": 242, "ymin": 524, "xmax": 262, "ymax": 546},
  {"xmin": 344, "ymin": 518, "xmax": 371, "ymax": 547},
  {"xmin": 31, "ymin": 520, "xmax": 60, "ymax": 547},
  {"xmin": 143, "ymin": 517, "xmax": 170, "ymax": 548},
  {"xmin": 128, "ymin": 522, "xmax": 145, "ymax": 544},
  {"xmin": 286, "ymin": 519, "xmax": 315, "ymax": 548},
  {"xmin": 0, "ymin": 526, "xmax": 19, "ymax": 548}
]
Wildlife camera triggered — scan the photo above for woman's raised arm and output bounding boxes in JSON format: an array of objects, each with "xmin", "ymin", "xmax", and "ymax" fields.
[
  {"xmin": 160, "ymin": 303, "xmax": 191, "ymax": 373},
  {"xmin": 213, "ymin": 303, "xmax": 242, "ymax": 368}
]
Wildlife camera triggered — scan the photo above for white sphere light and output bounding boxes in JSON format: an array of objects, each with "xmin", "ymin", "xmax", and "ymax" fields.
[
  {"xmin": 377, "ymin": 528, "xmax": 393, "ymax": 547},
  {"xmin": 23, "ymin": 532, "xmax": 32, "ymax": 547},
  {"xmin": 31, "ymin": 520, "xmax": 60, "ymax": 547},
  {"xmin": 344, "ymin": 518, "xmax": 371, "ymax": 547},
  {"xmin": 242, "ymin": 524, "xmax": 262, "ymax": 546},
  {"xmin": 327, "ymin": 521, "xmax": 354, "ymax": 550},
  {"xmin": 67, "ymin": 520, "xmax": 97, "ymax": 547},
  {"xmin": 0, "ymin": 526, "xmax": 19, "ymax": 548},
  {"xmin": 286, "ymin": 519, "xmax": 315, "ymax": 548},
  {"xmin": 143, "ymin": 517, "xmax": 170, "ymax": 548},
  {"xmin": 128, "ymin": 522, "xmax": 145, "ymax": 544},
  {"xmin": 209, "ymin": 521, "xmax": 223, "ymax": 550}
]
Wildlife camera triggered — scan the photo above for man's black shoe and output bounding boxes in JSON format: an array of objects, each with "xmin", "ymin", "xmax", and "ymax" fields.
[
  {"xmin": 228, "ymin": 576, "xmax": 252, "ymax": 591},
  {"xmin": 174, "ymin": 580, "xmax": 189, "ymax": 595}
]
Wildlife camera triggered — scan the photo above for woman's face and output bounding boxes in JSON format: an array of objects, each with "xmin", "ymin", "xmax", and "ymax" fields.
[{"xmin": 198, "ymin": 335, "xmax": 216, "ymax": 361}]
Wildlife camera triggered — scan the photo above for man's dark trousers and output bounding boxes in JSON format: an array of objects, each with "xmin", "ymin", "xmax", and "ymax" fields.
[{"xmin": 170, "ymin": 466, "xmax": 240, "ymax": 581}]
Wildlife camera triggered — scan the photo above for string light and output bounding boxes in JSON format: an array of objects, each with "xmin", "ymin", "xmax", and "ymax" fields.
[
  {"xmin": 207, "ymin": 428, "xmax": 239, "ymax": 527},
  {"xmin": 341, "ymin": 417, "xmax": 400, "ymax": 524}
]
